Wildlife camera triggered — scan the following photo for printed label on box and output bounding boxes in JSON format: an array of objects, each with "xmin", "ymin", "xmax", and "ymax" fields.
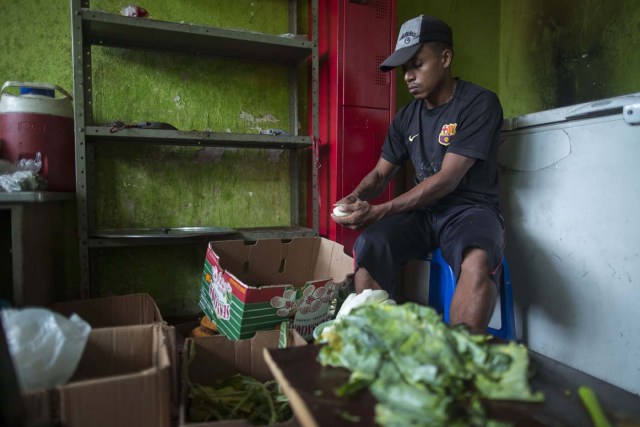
[{"xmin": 207, "ymin": 268, "xmax": 232, "ymax": 321}]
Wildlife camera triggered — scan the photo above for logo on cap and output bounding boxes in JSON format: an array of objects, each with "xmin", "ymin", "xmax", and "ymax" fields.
[{"xmin": 400, "ymin": 30, "xmax": 418, "ymax": 46}]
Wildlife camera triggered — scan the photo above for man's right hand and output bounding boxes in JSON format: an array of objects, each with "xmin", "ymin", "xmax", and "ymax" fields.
[
  {"xmin": 331, "ymin": 195, "xmax": 361, "ymax": 223},
  {"xmin": 331, "ymin": 199, "xmax": 388, "ymax": 230},
  {"xmin": 331, "ymin": 158, "xmax": 398, "ymax": 228}
]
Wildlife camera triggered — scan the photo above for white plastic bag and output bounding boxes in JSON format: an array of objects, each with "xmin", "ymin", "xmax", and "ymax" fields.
[
  {"xmin": 1, "ymin": 308, "xmax": 91, "ymax": 392},
  {"xmin": 0, "ymin": 154, "xmax": 48, "ymax": 192}
]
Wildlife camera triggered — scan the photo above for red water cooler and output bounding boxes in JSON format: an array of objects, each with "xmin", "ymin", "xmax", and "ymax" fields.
[
  {"xmin": 0, "ymin": 81, "xmax": 75, "ymax": 192},
  {"xmin": 315, "ymin": 0, "xmax": 397, "ymax": 254}
]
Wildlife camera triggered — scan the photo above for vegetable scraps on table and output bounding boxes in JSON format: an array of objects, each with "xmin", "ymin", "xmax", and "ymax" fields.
[{"xmin": 318, "ymin": 302, "xmax": 544, "ymax": 427}]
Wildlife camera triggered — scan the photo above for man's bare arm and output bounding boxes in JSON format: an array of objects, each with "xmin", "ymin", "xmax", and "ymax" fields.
[
  {"xmin": 381, "ymin": 152, "xmax": 475, "ymax": 214},
  {"xmin": 333, "ymin": 152, "xmax": 476, "ymax": 229},
  {"xmin": 337, "ymin": 158, "xmax": 399, "ymax": 203}
]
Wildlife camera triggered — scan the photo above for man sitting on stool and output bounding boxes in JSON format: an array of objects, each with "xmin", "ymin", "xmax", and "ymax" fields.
[{"xmin": 331, "ymin": 15, "xmax": 505, "ymax": 334}]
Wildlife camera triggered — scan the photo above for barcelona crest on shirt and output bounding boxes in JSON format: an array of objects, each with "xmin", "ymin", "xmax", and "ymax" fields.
[{"xmin": 438, "ymin": 123, "xmax": 457, "ymax": 146}]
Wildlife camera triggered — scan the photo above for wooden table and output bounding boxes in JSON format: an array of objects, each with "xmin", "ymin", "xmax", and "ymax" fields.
[{"xmin": 264, "ymin": 344, "xmax": 640, "ymax": 427}]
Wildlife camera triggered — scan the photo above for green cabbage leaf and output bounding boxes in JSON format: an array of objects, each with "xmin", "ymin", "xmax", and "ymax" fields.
[{"xmin": 318, "ymin": 303, "xmax": 543, "ymax": 426}]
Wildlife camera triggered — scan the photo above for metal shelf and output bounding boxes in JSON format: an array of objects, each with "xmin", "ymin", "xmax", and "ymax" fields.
[
  {"xmin": 79, "ymin": 9, "xmax": 315, "ymax": 65},
  {"xmin": 85, "ymin": 127, "xmax": 313, "ymax": 149},
  {"xmin": 0, "ymin": 192, "xmax": 75, "ymax": 204},
  {"xmin": 88, "ymin": 226, "xmax": 315, "ymax": 247},
  {"xmin": 72, "ymin": 0, "xmax": 320, "ymax": 297}
]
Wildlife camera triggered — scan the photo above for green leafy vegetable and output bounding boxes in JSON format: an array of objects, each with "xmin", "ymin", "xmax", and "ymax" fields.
[{"xmin": 318, "ymin": 302, "xmax": 543, "ymax": 426}]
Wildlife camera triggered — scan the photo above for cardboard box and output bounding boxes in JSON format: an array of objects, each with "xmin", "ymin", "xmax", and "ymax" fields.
[
  {"xmin": 22, "ymin": 324, "xmax": 172, "ymax": 427},
  {"xmin": 179, "ymin": 329, "xmax": 306, "ymax": 426},
  {"xmin": 50, "ymin": 293, "xmax": 164, "ymax": 327},
  {"xmin": 50, "ymin": 292, "xmax": 178, "ymax": 412},
  {"xmin": 199, "ymin": 237, "xmax": 354, "ymax": 340}
]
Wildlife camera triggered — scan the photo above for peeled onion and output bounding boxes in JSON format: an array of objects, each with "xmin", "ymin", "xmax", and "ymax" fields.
[{"xmin": 333, "ymin": 205, "xmax": 350, "ymax": 217}]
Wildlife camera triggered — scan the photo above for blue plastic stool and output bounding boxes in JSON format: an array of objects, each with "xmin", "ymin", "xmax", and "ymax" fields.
[{"xmin": 426, "ymin": 248, "xmax": 516, "ymax": 340}]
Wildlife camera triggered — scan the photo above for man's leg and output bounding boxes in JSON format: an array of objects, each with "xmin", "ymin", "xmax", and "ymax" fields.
[
  {"xmin": 352, "ymin": 211, "xmax": 433, "ymax": 295},
  {"xmin": 449, "ymin": 247, "xmax": 498, "ymax": 334},
  {"xmin": 354, "ymin": 267, "xmax": 383, "ymax": 293}
]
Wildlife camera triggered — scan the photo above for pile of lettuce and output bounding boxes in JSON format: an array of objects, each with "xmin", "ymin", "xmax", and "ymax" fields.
[{"xmin": 318, "ymin": 302, "xmax": 543, "ymax": 426}]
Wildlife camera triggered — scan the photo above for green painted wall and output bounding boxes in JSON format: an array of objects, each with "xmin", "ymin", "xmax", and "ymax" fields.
[
  {"xmin": 499, "ymin": 0, "xmax": 640, "ymax": 117},
  {"xmin": 1, "ymin": 0, "xmax": 308, "ymax": 315},
  {"xmin": 397, "ymin": 0, "xmax": 640, "ymax": 117},
  {"xmin": 0, "ymin": 0, "xmax": 73, "ymax": 91},
  {"xmin": 2, "ymin": 0, "xmax": 638, "ymax": 315}
]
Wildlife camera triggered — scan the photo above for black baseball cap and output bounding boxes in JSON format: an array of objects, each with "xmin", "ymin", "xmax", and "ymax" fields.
[{"xmin": 379, "ymin": 15, "xmax": 453, "ymax": 72}]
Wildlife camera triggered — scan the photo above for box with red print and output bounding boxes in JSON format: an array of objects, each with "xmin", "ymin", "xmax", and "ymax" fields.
[{"xmin": 199, "ymin": 237, "xmax": 354, "ymax": 340}]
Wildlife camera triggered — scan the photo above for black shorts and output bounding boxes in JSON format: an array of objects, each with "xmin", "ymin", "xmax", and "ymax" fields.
[{"xmin": 352, "ymin": 205, "xmax": 505, "ymax": 294}]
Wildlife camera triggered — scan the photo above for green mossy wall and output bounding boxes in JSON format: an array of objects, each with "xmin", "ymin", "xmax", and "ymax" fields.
[
  {"xmin": 499, "ymin": 0, "xmax": 640, "ymax": 117},
  {"xmin": 2, "ymin": 0, "xmax": 638, "ymax": 315},
  {"xmin": 91, "ymin": 49, "xmax": 293, "ymax": 230},
  {"xmin": 1, "ymin": 0, "xmax": 308, "ymax": 315},
  {"xmin": 397, "ymin": 0, "xmax": 640, "ymax": 117},
  {"xmin": 87, "ymin": 0, "xmax": 307, "ymax": 235},
  {"xmin": 0, "ymin": 0, "xmax": 73, "ymax": 90}
]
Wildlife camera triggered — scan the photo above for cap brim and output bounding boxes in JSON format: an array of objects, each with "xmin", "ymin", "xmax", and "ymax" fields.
[{"xmin": 379, "ymin": 43, "xmax": 422, "ymax": 72}]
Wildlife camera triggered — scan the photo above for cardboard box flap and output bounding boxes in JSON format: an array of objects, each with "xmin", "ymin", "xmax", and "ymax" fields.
[
  {"xmin": 208, "ymin": 240, "xmax": 252, "ymax": 280},
  {"xmin": 208, "ymin": 240, "xmax": 277, "ymax": 286},
  {"xmin": 184, "ymin": 330, "xmax": 306, "ymax": 385},
  {"xmin": 245, "ymin": 240, "xmax": 288, "ymax": 286},
  {"xmin": 184, "ymin": 335, "xmax": 238, "ymax": 387},
  {"xmin": 273, "ymin": 238, "xmax": 321, "ymax": 286},
  {"xmin": 201, "ymin": 237, "xmax": 355, "ymax": 341},
  {"xmin": 211, "ymin": 239, "xmax": 318, "ymax": 287},
  {"xmin": 23, "ymin": 323, "xmax": 172, "ymax": 427},
  {"xmin": 180, "ymin": 330, "xmax": 305, "ymax": 426},
  {"xmin": 241, "ymin": 329, "xmax": 307, "ymax": 381},
  {"xmin": 312, "ymin": 238, "xmax": 354, "ymax": 284},
  {"xmin": 72, "ymin": 324, "xmax": 158, "ymax": 382},
  {"xmin": 50, "ymin": 293, "xmax": 163, "ymax": 327},
  {"xmin": 60, "ymin": 361, "xmax": 170, "ymax": 427}
]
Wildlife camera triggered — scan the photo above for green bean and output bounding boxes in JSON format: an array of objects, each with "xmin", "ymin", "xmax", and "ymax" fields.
[{"xmin": 578, "ymin": 386, "xmax": 612, "ymax": 427}]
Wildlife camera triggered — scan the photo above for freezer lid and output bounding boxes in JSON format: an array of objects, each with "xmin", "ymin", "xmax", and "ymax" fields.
[{"xmin": 502, "ymin": 92, "xmax": 640, "ymax": 131}]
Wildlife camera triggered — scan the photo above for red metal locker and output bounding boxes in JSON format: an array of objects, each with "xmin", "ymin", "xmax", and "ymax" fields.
[{"xmin": 316, "ymin": 0, "xmax": 397, "ymax": 254}]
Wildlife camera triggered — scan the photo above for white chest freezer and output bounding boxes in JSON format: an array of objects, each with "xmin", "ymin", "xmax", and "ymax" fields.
[{"xmin": 499, "ymin": 93, "xmax": 640, "ymax": 394}]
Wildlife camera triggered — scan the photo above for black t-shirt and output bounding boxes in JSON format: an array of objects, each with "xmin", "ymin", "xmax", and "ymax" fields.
[{"xmin": 381, "ymin": 79, "xmax": 503, "ymax": 210}]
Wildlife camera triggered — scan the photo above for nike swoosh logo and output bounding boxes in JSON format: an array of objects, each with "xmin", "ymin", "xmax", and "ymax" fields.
[{"xmin": 409, "ymin": 133, "xmax": 419, "ymax": 142}]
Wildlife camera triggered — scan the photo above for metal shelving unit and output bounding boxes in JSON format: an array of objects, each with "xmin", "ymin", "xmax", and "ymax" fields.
[{"xmin": 71, "ymin": 0, "xmax": 319, "ymax": 297}]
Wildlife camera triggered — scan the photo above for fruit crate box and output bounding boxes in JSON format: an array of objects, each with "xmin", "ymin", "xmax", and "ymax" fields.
[{"xmin": 199, "ymin": 237, "xmax": 354, "ymax": 340}]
